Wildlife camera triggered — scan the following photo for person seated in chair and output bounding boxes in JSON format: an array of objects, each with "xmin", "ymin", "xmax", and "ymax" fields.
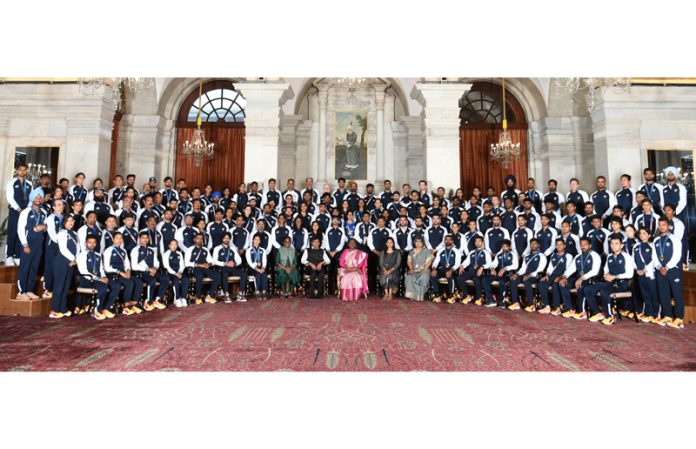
[
  {"xmin": 245, "ymin": 234, "xmax": 270, "ymax": 300},
  {"xmin": 430, "ymin": 235, "xmax": 461, "ymax": 303},
  {"xmin": 130, "ymin": 231, "xmax": 169, "ymax": 311},
  {"xmin": 583, "ymin": 236, "xmax": 636, "ymax": 325},
  {"xmin": 162, "ymin": 238, "xmax": 190, "ymax": 308},
  {"xmin": 508, "ymin": 238, "xmax": 547, "ymax": 312},
  {"xmin": 184, "ymin": 233, "xmax": 220, "ymax": 304},
  {"xmin": 482, "ymin": 239, "xmax": 519, "ymax": 308},
  {"xmin": 77, "ymin": 233, "xmax": 112, "ymax": 320},
  {"xmin": 275, "ymin": 236, "xmax": 300, "ymax": 299},
  {"xmin": 559, "ymin": 237, "xmax": 602, "ymax": 320},
  {"xmin": 302, "ymin": 237, "xmax": 330, "ymax": 299},
  {"xmin": 213, "ymin": 232, "xmax": 248, "ymax": 303},
  {"xmin": 537, "ymin": 238, "xmax": 575, "ymax": 316},
  {"xmin": 103, "ymin": 231, "xmax": 142, "ymax": 315},
  {"xmin": 456, "ymin": 235, "xmax": 492, "ymax": 305}
]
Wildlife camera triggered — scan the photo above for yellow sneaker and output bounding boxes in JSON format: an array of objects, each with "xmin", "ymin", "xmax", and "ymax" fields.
[
  {"xmin": 142, "ymin": 302, "xmax": 155, "ymax": 312},
  {"xmin": 589, "ymin": 313, "xmax": 605, "ymax": 323},
  {"xmin": 153, "ymin": 300, "xmax": 166, "ymax": 310},
  {"xmin": 474, "ymin": 297, "xmax": 483, "ymax": 306},
  {"xmin": 573, "ymin": 311, "xmax": 587, "ymax": 320},
  {"xmin": 619, "ymin": 310, "xmax": 630, "ymax": 317},
  {"xmin": 432, "ymin": 296, "xmax": 442, "ymax": 303},
  {"xmin": 48, "ymin": 311, "xmax": 63, "ymax": 319},
  {"xmin": 121, "ymin": 308, "xmax": 134, "ymax": 316},
  {"xmin": 656, "ymin": 317, "xmax": 672, "ymax": 327},
  {"xmin": 537, "ymin": 305, "xmax": 551, "ymax": 314},
  {"xmin": 562, "ymin": 310, "xmax": 576, "ymax": 318},
  {"xmin": 78, "ymin": 307, "xmax": 87, "ymax": 315},
  {"xmin": 102, "ymin": 309, "xmax": 115, "ymax": 319},
  {"xmin": 508, "ymin": 302, "xmax": 521, "ymax": 310},
  {"xmin": 640, "ymin": 315, "xmax": 654, "ymax": 323},
  {"xmin": 462, "ymin": 295, "xmax": 473, "ymax": 304},
  {"xmin": 195, "ymin": 297, "xmax": 203, "ymax": 305},
  {"xmin": 550, "ymin": 308, "xmax": 562, "ymax": 316},
  {"xmin": 446, "ymin": 296, "xmax": 456, "ymax": 304},
  {"xmin": 205, "ymin": 295, "xmax": 217, "ymax": 304},
  {"xmin": 131, "ymin": 306, "xmax": 143, "ymax": 314},
  {"xmin": 636, "ymin": 312, "xmax": 644, "ymax": 320},
  {"xmin": 627, "ymin": 312, "xmax": 635, "ymax": 320},
  {"xmin": 602, "ymin": 316, "xmax": 615, "ymax": 325},
  {"xmin": 668, "ymin": 318, "xmax": 684, "ymax": 329},
  {"xmin": 63, "ymin": 310, "xmax": 72, "ymax": 317},
  {"xmin": 524, "ymin": 305, "xmax": 536, "ymax": 312},
  {"xmin": 93, "ymin": 310, "xmax": 106, "ymax": 320}
]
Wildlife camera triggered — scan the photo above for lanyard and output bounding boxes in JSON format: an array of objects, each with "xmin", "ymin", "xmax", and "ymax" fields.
[{"xmin": 580, "ymin": 252, "xmax": 589, "ymax": 273}]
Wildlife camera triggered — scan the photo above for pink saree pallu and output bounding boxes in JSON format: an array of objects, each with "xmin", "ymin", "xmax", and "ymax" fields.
[{"xmin": 338, "ymin": 249, "xmax": 369, "ymax": 301}]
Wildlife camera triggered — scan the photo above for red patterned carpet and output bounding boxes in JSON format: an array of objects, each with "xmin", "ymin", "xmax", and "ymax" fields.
[{"xmin": 0, "ymin": 296, "xmax": 694, "ymax": 371}]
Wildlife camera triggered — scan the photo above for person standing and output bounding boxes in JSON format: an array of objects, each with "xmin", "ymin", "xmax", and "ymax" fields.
[
  {"xmin": 16, "ymin": 188, "xmax": 47, "ymax": 300},
  {"xmin": 51, "ymin": 215, "xmax": 80, "ymax": 318},
  {"xmin": 5, "ymin": 163, "xmax": 31, "ymax": 265},
  {"xmin": 43, "ymin": 198, "xmax": 66, "ymax": 299},
  {"xmin": 654, "ymin": 217, "xmax": 685, "ymax": 328}
]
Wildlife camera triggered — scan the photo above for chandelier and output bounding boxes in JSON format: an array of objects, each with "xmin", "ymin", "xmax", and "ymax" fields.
[
  {"xmin": 78, "ymin": 77, "xmax": 154, "ymax": 110},
  {"xmin": 182, "ymin": 78, "xmax": 215, "ymax": 167},
  {"xmin": 332, "ymin": 78, "xmax": 370, "ymax": 91},
  {"xmin": 553, "ymin": 77, "xmax": 631, "ymax": 112},
  {"xmin": 490, "ymin": 78, "xmax": 521, "ymax": 169}
]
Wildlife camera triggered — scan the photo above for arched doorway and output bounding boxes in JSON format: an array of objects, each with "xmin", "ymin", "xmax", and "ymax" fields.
[
  {"xmin": 175, "ymin": 80, "xmax": 246, "ymax": 191},
  {"xmin": 459, "ymin": 81, "xmax": 528, "ymax": 196}
]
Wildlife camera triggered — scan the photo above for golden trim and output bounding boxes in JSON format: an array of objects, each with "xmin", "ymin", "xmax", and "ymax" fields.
[{"xmin": 631, "ymin": 78, "xmax": 696, "ymax": 85}]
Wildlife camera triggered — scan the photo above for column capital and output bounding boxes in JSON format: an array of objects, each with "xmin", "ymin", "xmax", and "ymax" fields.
[
  {"xmin": 235, "ymin": 81, "xmax": 293, "ymax": 107},
  {"xmin": 410, "ymin": 82, "xmax": 472, "ymax": 109}
]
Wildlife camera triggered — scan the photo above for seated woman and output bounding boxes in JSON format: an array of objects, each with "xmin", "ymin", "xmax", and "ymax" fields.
[
  {"xmin": 404, "ymin": 236, "xmax": 434, "ymax": 301},
  {"xmin": 275, "ymin": 236, "xmax": 301, "ymax": 298},
  {"xmin": 338, "ymin": 238, "xmax": 368, "ymax": 301},
  {"xmin": 378, "ymin": 237, "xmax": 402, "ymax": 300}
]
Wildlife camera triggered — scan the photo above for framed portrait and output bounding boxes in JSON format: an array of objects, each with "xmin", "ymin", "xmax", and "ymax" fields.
[{"xmin": 334, "ymin": 111, "xmax": 368, "ymax": 180}]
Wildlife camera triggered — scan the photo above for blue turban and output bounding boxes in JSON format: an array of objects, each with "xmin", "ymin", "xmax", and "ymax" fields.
[
  {"xmin": 504, "ymin": 174, "xmax": 516, "ymax": 185},
  {"xmin": 212, "ymin": 191, "xmax": 222, "ymax": 199},
  {"xmin": 28, "ymin": 187, "xmax": 43, "ymax": 203},
  {"xmin": 663, "ymin": 166, "xmax": 679, "ymax": 178}
]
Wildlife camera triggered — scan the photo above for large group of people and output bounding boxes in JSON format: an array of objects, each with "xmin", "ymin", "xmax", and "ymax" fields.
[{"xmin": 3, "ymin": 164, "xmax": 690, "ymax": 329}]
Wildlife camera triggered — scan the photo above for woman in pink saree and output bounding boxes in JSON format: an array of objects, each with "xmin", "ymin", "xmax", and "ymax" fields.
[{"xmin": 338, "ymin": 238, "xmax": 369, "ymax": 301}]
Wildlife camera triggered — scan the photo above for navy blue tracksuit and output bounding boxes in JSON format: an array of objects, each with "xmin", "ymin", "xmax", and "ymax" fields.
[
  {"xmin": 17, "ymin": 207, "xmax": 46, "ymax": 294},
  {"xmin": 5, "ymin": 177, "xmax": 31, "ymax": 259}
]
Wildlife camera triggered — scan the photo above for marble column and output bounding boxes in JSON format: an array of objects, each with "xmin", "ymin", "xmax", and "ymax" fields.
[
  {"xmin": 374, "ymin": 84, "xmax": 387, "ymax": 182},
  {"xmin": 316, "ymin": 84, "xmax": 329, "ymax": 183},
  {"xmin": 236, "ymin": 81, "xmax": 293, "ymax": 187},
  {"xmin": 411, "ymin": 82, "xmax": 471, "ymax": 193}
]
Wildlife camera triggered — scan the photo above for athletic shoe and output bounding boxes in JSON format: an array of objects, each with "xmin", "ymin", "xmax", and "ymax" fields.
[
  {"xmin": 640, "ymin": 315, "xmax": 654, "ymax": 323},
  {"xmin": 446, "ymin": 296, "xmax": 456, "ymax": 304},
  {"xmin": 130, "ymin": 306, "xmax": 143, "ymax": 314},
  {"xmin": 573, "ymin": 312, "xmax": 587, "ymax": 320},
  {"xmin": 550, "ymin": 308, "xmax": 562, "ymax": 316},
  {"xmin": 4, "ymin": 257, "xmax": 15, "ymax": 266},
  {"xmin": 561, "ymin": 310, "xmax": 575, "ymax": 318},
  {"xmin": 461, "ymin": 295, "xmax": 473, "ymax": 304},
  {"xmin": 589, "ymin": 313, "xmax": 605, "ymax": 323},
  {"xmin": 181, "ymin": 298, "xmax": 189, "ymax": 307},
  {"xmin": 432, "ymin": 295, "xmax": 442, "ymax": 303},
  {"xmin": 152, "ymin": 300, "xmax": 166, "ymax": 310},
  {"xmin": 142, "ymin": 302, "xmax": 155, "ymax": 312},
  {"xmin": 237, "ymin": 295, "xmax": 247, "ymax": 302},
  {"xmin": 668, "ymin": 318, "xmax": 684, "ymax": 329},
  {"xmin": 63, "ymin": 310, "xmax": 72, "ymax": 317},
  {"xmin": 474, "ymin": 298, "xmax": 483, "ymax": 306},
  {"xmin": 16, "ymin": 293, "xmax": 29, "ymax": 300},
  {"xmin": 103, "ymin": 310, "xmax": 115, "ymax": 319},
  {"xmin": 484, "ymin": 300, "xmax": 497, "ymax": 307},
  {"xmin": 122, "ymin": 308, "xmax": 134, "ymax": 316},
  {"xmin": 204, "ymin": 295, "xmax": 217, "ymax": 304},
  {"xmin": 41, "ymin": 291, "xmax": 52, "ymax": 299},
  {"xmin": 507, "ymin": 302, "xmax": 521, "ymax": 310},
  {"xmin": 524, "ymin": 305, "xmax": 536, "ymax": 312},
  {"xmin": 93, "ymin": 310, "xmax": 106, "ymax": 320},
  {"xmin": 656, "ymin": 317, "xmax": 672, "ymax": 327},
  {"xmin": 619, "ymin": 310, "xmax": 630, "ymax": 317},
  {"xmin": 224, "ymin": 295, "xmax": 232, "ymax": 304},
  {"xmin": 48, "ymin": 311, "xmax": 63, "ymax": 319},
  {"xmin": 627, "ymin": 312, "xmax": 636, "ymax": 320},
  {"xmin": 26, "ymin": 292, "xmax": 39, "ymax": 300},
  {"xmin": 194, "ymin": 297, "xmax": 203, "ymax": 305},
  {"xmin": 173, "ymin": 299, "xmax": 181, "ymax": 308},
  {"xmin": 537, "ymin": 306, "xmax": 551, "ymax": 314},
  {"xmin": 601, "ymin": 316, "xmax": 615, "ymax": 326}
]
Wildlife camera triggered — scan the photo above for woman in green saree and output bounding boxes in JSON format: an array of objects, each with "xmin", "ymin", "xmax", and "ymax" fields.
[{"xmin": 275, "ymin": 236, "xmax": 301, "ymax": 297}]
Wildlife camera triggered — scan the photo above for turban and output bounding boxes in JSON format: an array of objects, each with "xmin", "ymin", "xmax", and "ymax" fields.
[
  {"xmin": 663, "ymin": 166, "xmax": 679, "ymax": 178},
  {"xmin": 212, "ymin": 191, "xmax": 222, "ymax": 199},
  {"xmin": 28, "ymin": 187, "xmax": 43, "ymax": 203},
  {"xmin": 504, "ymin": 174, "xmax": 516, "ymax": 185}
]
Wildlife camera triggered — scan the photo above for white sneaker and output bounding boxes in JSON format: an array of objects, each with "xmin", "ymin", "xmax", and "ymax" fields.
[
  {"xmin": 181, "ymin": 298, "xmax": 189, "ymax": 307},
  {"xmin": 4, "ymin": 257, "xmax": 15, "ymax": 266},
  {"xmin": 173, "ymin": 299, "xmax": 181, "ymax": 308},
  {"xmin": 238, "ymin": 296, "xmax": 247, "ymax": 302}
]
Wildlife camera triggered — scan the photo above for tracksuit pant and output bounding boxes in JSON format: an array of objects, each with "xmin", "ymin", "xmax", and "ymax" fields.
[
  {"xmin": 51, "ymin": 256, "xmax": 74, "ymax": 313},
  {"xmin": 43, "ymin": 241, "xmax": 58, "ymax": 292},
  {"xmin": 510, "ymin": 275, "xmax": 538, "ymax": 306},
  {"xmin": 584, "ymin": 279, "xmax": 629, "ymax": 317},
  {"xmin": 192, "ymin": 267, "xmax": 221, "ymax": 298},
  {"xmin": 167, "ymin": 274, "xmax": 190, "ymax": 300},
  {"xmin": 79, "ymin": 277, "xmax": 110, "ymax": 313},
  {"xmin": 431, "ymin": 267, "xmax": 455, "ymax": 296},
  {"xmin": 456, "ymin": 267, "xmax": 484, "ymax": 299},
  {"xmin": 656, "ymin": 267, "xmax": 684, "ymax": 319},
  {"xmin": 17, "ymin": 239, "xmax": 44, "ymax": 294},
  {"xmin": 482, "ymin": 272, "xmax": 511, "ymax": 304},
  {"xmin": 249, "ymin": 269, "xmax": 269, "ymax": 293},
  {"xmin": 538, "ymin": 277, "xmax": 563, "ymax": 308},
  {"xmin": 5, "ymin": 209, "xmax": 21, "ymax": 259},
  {"xmin": 137, "ymin": 271, "xmax": 170, "ymax": 302},
  {"xmin": 636, "ymin": 275, "xmax": 659, "ymax": 318},
  {"xmin": 219, "ymin": 266, "xmax": 247, "ymax": 295},
  {"xmin": 107, "ymin": 276, "xmax": 137, "ymax": 306}
]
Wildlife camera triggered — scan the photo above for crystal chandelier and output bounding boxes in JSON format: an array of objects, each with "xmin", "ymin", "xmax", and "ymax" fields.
[
  {"xmin": 182, "ymin": 78, "xmax": 215, "ymax": 167},
  {"xmin": 78, "ymin": 77, "xmax": 154, "ymax": 110},
  {"xmin": 553, "ymin": 77, "xmax": 631, "ymax": 112},
  {"xmin": 490, "ymin": 78, "xmax": 521, "ymax": 169},
  {"xmin": 332, "ymin": 78, "xmax": 370, "ymax": 91},
  {"xmin": 25, "ymin": 163, "xmax": 52, "ymax": 188}
]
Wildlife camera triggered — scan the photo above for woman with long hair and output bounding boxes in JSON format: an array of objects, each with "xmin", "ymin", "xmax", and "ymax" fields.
[
  {"xmin": 379, "ymin": 237, "xmax": 402, "ymax": 300},
  {"xmin": 338, "ymin": 238, "xmax": 369, "ymax": 301}
]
